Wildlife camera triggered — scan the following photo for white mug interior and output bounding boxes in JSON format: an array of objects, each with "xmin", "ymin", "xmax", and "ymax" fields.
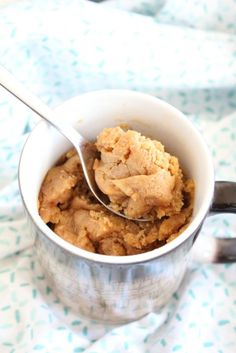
[{"xmin": 19, "ymin": 90, "xmax": 214, "ymax": 264}]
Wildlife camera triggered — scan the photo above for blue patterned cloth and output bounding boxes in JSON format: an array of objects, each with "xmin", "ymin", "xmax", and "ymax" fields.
[{"xmin": 0, "ymin": 1, "xmax": 236, "ymax": 352}]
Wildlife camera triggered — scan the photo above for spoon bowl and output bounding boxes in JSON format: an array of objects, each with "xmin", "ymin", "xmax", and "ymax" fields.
[{"xmin": 0, "ymin": 66, "xmax": 149, "ymax": 221}]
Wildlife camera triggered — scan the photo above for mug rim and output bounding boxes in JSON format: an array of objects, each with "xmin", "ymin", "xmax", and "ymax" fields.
[{"xmin": 18, "ymin": 89, "xmax": 215, "ymax": 265}]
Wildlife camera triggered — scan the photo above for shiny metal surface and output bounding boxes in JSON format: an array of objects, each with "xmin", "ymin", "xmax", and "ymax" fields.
[
  {"xmin": 32, "ymin": 214, "xmax": 197, "ymax": 324},
  {"xmin": 209, "ymin": 181, "xmax": 236, "ymax": 262},
  {"xmin": 192, "ymin": 181, "xmax": 236, "ymax": 263},
  {"xmin": 211, "ymin": 181, "xmax": 236, "ymax": 214},
  {"xmin": 27, "ymin": 180, "xmax": 236, "ymax": 324},
  {"xmin": 16, "ymin": 86, "xmax": 236, "ymax": 324}
]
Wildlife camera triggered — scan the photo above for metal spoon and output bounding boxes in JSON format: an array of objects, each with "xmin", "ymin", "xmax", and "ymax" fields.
[{"xmin": 0, "ymin": 66, "xmax": 149, "ymax": 221}]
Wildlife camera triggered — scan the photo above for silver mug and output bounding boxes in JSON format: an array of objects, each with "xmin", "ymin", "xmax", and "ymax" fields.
[{"xmin": 19, "ymin": 90, "xmax": 236, "ymax": 324}]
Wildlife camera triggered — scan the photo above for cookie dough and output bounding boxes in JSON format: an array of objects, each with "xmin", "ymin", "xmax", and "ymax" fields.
[
  {"xmin": 39, "ymin": 127, "xmax": 194, "ymax": 256},
  {"xmin": 94, "ymin": 127, "xmax": 184, "ymax": 219}
]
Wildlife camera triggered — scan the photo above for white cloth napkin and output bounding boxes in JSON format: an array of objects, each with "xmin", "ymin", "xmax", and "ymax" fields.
[{"xmin": 0, "ymin": 1, "xmax": 236, "ymax": 352}]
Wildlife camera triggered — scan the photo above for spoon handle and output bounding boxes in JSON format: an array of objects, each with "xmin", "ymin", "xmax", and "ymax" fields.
[{"xmin": 0, "ymin": 66, "xmax": 86, "ymax": 148}]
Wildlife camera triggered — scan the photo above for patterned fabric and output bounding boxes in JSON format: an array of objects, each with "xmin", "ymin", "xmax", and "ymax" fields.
[{"xmin": 0, "ymin": 0, "xmax": 236, "ymax": 352}]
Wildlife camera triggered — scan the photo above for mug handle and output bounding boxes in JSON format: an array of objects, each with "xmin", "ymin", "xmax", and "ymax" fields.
[{"xmin": 192, "ymin": 181, "xmax": 236, "ymax": 263}]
